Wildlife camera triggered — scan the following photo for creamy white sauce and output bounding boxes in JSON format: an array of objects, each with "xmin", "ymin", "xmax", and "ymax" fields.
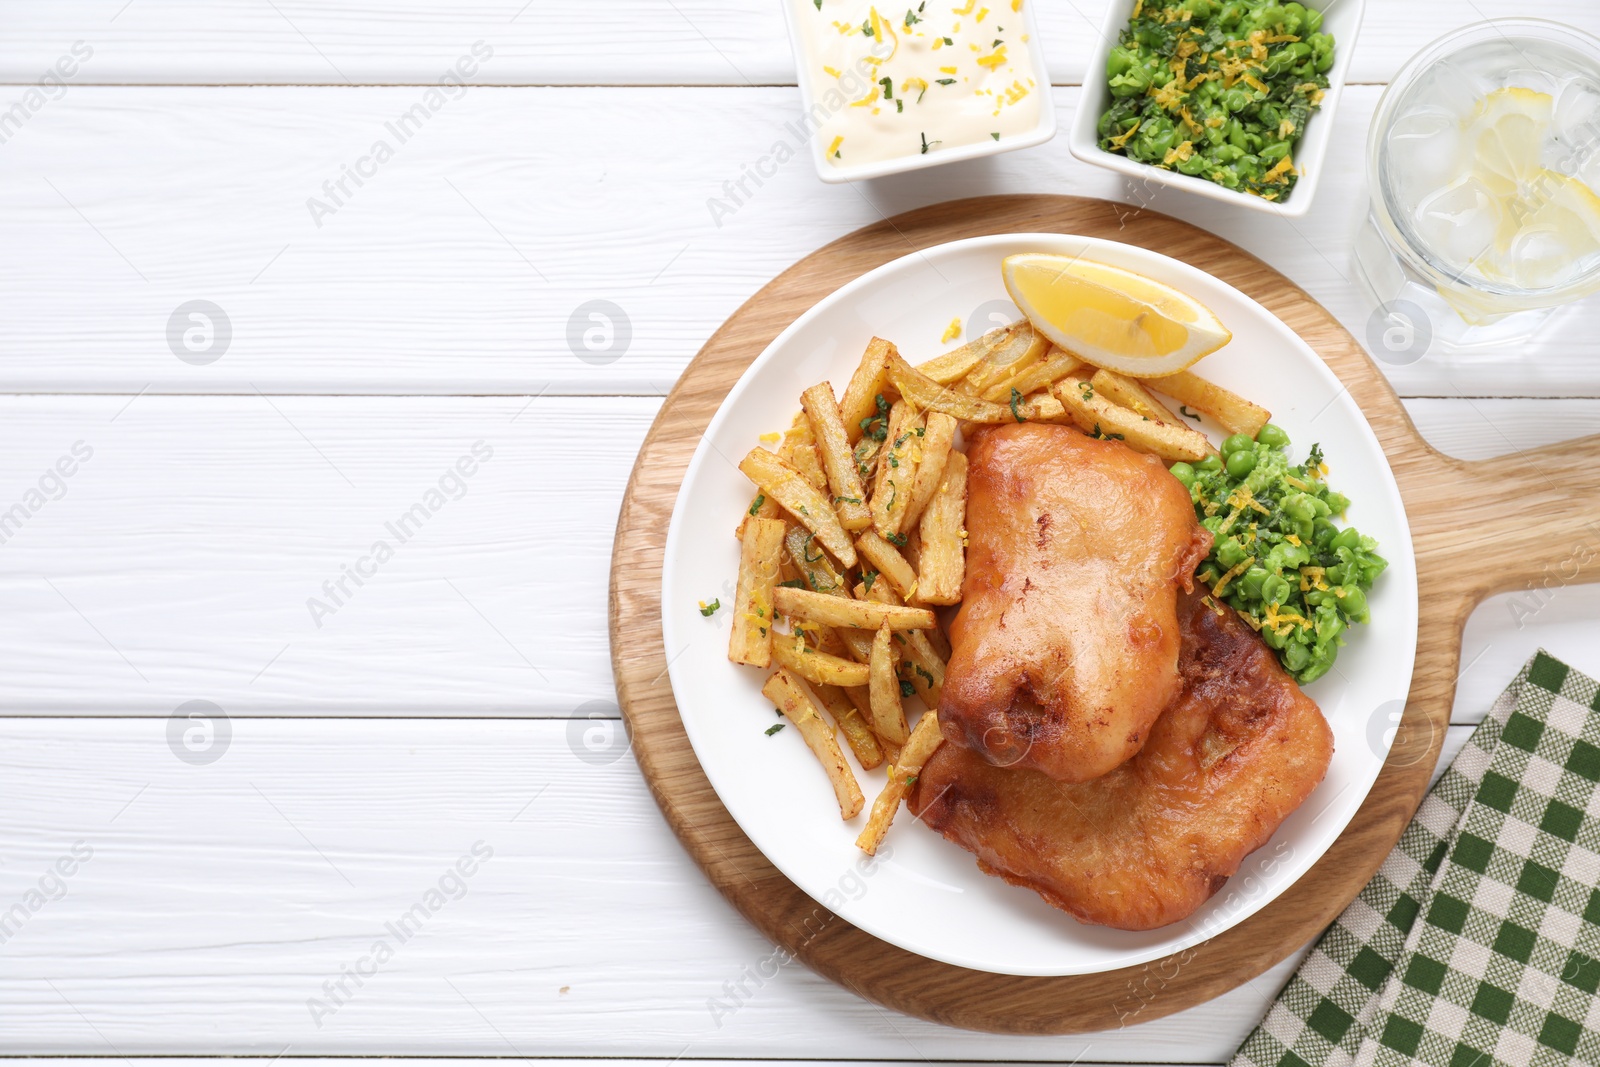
[{"xmin": 790, "ymin": 0, "xmax": 1042, "ymax": 168}]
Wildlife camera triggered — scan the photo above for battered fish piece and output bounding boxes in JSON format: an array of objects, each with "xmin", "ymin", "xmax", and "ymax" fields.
[
  {"xmin": 940, "ymin": 423, "xmax": 1211, "ymax": 782},
  {"xmin": 910, "ymin": 590, "xmax": 1334, "ymax": 931}
]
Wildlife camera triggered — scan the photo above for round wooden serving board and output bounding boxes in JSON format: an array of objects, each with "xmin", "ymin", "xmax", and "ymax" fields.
[{"xmin": 609, "ymin": 195, "xmax": 1600, "ymax": 1033}]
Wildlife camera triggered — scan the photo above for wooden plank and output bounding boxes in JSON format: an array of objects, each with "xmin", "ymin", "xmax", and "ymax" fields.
[
  {"xmin": 1, "ymin": 85, "xmax": 1598, "ymax": 398},
  {"xmin": 0, "ymin": 395, "xmax": 652, "ymax": 714},
  {"xmin": 1, "ymin": 1, "xmax": 1594, "ymax": 86},
  {"xmin": 0, "ymin": 717, "xmax": 1470, "ymax": 1058}
]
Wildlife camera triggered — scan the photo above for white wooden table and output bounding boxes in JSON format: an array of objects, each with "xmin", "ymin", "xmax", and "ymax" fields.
[{"xmin": 1, "ymin": 2, "xmax": 1598, "ymax": 1063}]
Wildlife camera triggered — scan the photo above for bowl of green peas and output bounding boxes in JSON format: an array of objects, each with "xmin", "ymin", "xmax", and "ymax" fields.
[{"xmin": 1067, "ymin": 0, "xmax": 1364, "ymax": 217}]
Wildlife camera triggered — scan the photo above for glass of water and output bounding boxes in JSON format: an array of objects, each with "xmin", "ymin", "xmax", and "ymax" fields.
[{"xmin": 1356, "ymin": 19, "xmax": 1600, "ymax": 362}]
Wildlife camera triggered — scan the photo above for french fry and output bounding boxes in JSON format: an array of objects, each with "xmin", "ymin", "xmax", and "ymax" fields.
[
  {"xmin": 915, "ymin": 327, "xmax": 1005, "ymax": 384},
  {"xmin": 1141, "ymin": 369, "xmax": 1271, "ymax": 437},
  {"xmin": 771, "ymin": 630, "xmax": 871, "ymax": 688},
  {"xmin": 728, "ymin": 517, "xmax": 784, "ymax": 666},
  {"xmin": 979, "ymin": 345, "xmax": 1085, "ymax": 402},
  {"xmin": 783, "ymin": 411, "xmax": 828, "ymax": 492},
  {"xmin": 856, "ymin": 530, "xmax": 919, "ymax": 601},
  {"xmin": 801, "ymin": 382, "xmax": 874, "ymax": 532},
  {"xmin": 813, "ymin": 682, "xmax": 884, "ymax": 770},
  {"xmin": 739, "ymin": 447, "xmax": 858, "ymax": 568},
  {"xmin": 868, "ymin": 622, "xmax": 910, "ymax": 745},
  {"xmin": 1089, "ymin": 368, "xmax": 1180, "ymax": 423},
  {"xmin": 900, "ymin": 411, "xmax": 955, "ymax": 532},
  {"xmin": 783, "ymin": 524, "xmax": 848, "ymax": 596},
  {"xmin": 1052, "ymin": 377, "xmax": 1212, "ymax": 463},
  {"xmin": 856, "ymin": 578, "xmax": 946, "ymax": 707},
  {"xmin": 736, "ymin": 412, "xmax": 806, "ymax": 539},
  {"xmin": 869, "ymin": 402, "xmax": 923, "ymax": 536},
  {"xmin": 840, "ymin": 338, "xmax": 895, "ymax": 444},
  {"xmin": 886, "ymin": 353, "xmax": 1015, "ymax": 424},
  {"xmin": 774, "ymin": 586, "xmax": 936, "ymax": 630},
  {"xmin": 856, "ymin": 709, "xmax": 945, "ymax": 855},
  {"xmin": 1014, "ymin": 392, "xmax": 1074, "ymax": 423},
  {"xmin": 762, "ymin": 669, "xmax": 864, "ymax": 820},
  {"xmin": 916, "ymin": 449, "xmax": 967, "ymax": 605},
  {"xmin": 960, "ymin": 321, "xmax": 1048, "ymax": 396}
]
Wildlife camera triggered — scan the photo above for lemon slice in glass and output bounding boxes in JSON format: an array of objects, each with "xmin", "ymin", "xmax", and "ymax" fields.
[{"xmin": 1001, "ymin": 253, "xmax": 1231, "ymax": 377}]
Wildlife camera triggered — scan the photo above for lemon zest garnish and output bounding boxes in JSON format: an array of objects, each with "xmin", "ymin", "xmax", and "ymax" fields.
[
  {"xmin": 1163, "ymin": 140, "xmax": 1195, "ymax": 165},
  {"xmin": 1108, "ymin": 119, "xmax": 1142, "ymax": 149},
  {"xmin": 939, "ymin": 65, "xmax": 958, "ymax": 73},
  {"xmin": 976, "ymin": 46, "xmax": 1008, "ymax": 69},
  {"xmin": 977, "ymin": 7, "xmax": 989, "ymax": 22},
  {"xmin": 850, "ymin": 86, "xmax": 881, "ymax": 107},
  {"xmin": 826, "ymin": 134, "xmax": 843, "ymax": 157},
  {"xmin": 952, "ymin": 0, "xmax": 976, "ymax": 13},
  {"xmin": 1286, "ymin": 533, "xmax": 1302, "ymax": 547},
  {"xmin": 941, "ymin": 317, "xmax": 962, "ymax": 343},
  {"xmin": 1212, "ymin": 556, "xmax": 1256, "ymax": 598},
  {"xmin": 1263, "ymin": 155, "xmax": 1297, "ymax": 183},
  {"xmin": 759, "ymin": 432, "xmax": 782, "ymax": 444}
]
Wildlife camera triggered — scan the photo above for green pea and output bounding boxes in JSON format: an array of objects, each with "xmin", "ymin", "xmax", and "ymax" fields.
[
  {"xmin": 1324, "ymin": 491, "xmax": 1350, "ymax": 514},
  {"xmin": 1198, "ymin": 454, "xmax": 1223, "ymax": 473},
  {"xmin": 1218, "ymin": 537, "xmax": 1250, "ymax": 568},
  {"xmin": 1297, "ymin": 657, "xmax": 1333, "ymax": 684},
  {"xmin": 1169, "ymin": 461, "xmax": 1196, "ymax": 487},
  {"xmin": 1283, "ymin": 641, "xmax": 1310, "ymax": 672},
  {"xmin": 1262, "ymin": 574, "xmax": 1292, "ymax": 605},
  {"xmin": 1284, "ymin": 493, "xmax": 1317, "ymax": 522},
  {"xmin": 1330, "ymin": 527, "xmax": 1362, "ymax": 552},
  {"xmin": 1338, "ymin": 585, "xmax": 1368, "ymax": 620},
  {"xmin": 1312, "ymin": 518, "xmax": 1337, "ymax": 547},
  {"xmin": 1255, "ymin": 423, "xmax": 1290, "ymax": 448},
  {"xmin": 1240, "ymin": 566, "xmax": 1269, "ymax": 599},
  {"xmin": 1225, "ymin": 449, "xmax": 1258, "ymax": 479},
  {"xmin": 1262, "ymin": 625, "xmax": 1289, "ymax": 650},
  {"xmin": 1305, "ymin": 7, "xmax": 1324, "ymax": 31},
  {"xmin": 1221, "ymin": 433, "xmax": 1255, "ymax": 456}
]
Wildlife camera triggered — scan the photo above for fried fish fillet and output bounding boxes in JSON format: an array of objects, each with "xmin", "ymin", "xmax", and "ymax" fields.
[
  {"xmin": 938, "ymin": 423, "xmax": 1212, "ymax": 782},
  {"xmin": 910, "ymin": 590, "xmax": 1334, "ymax": 931}
]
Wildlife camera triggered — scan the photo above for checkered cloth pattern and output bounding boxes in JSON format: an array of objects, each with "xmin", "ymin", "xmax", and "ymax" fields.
[{"xmin": 1233, "ymin": 652, "xmax": 1600, "ymax": 1067}]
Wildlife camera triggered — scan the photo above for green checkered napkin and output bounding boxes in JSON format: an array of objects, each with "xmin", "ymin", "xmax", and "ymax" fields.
[{"xmin": 1234, "ymin": 652, "xmax": 1600, "ymax": 1067}]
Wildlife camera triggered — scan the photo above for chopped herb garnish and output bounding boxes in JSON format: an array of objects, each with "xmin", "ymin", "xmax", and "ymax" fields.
[
  {"xmin": 903, "ymin": 774, "xmax": 918, "ymax": 785},
  {"xmin": 765, "ymin": 723, "xmax": 786, "ymax": 736},
  {"xmin": 834, "ymin": 495, "xmax": 862, "ymax": 505},
  {"xmin": 748, "ymin": 494, "xmax": 766, "ymax": 515},
  {"xmin": 991, "ymin": 131, "xmax": 1001, "ymax": 140},
  {"xmin": 862, "ymin": 17, "xmax": 874, "ymax": 36},
  {"xmin": 1179, "ymin": 405, "xmax": 1202, "ymax": 422},
  {"xmin": 936, "ymin": 77, "xmax": 956, "ymax": 85},
  {"xmin": 862, "ymin": 569, "xmax": 880, "ymax": 592},
  {"xmin": 1009, "ymin": 387, "xmax": 1027, "ymax": 423},
  {"xmin": 1090, "ymin": 423, "xmax": 1126, "ymax": 441},
  {"xmin": 904, "ymin": 7, "xmax": 921, "ymax": 26},
  {"xmin": 1308, "ymin": 442, "xmax": 1325, "ymax": 468},
  {"xmin": 880, "ymin": 76, "xmax": 894, "ymax": 99},
  {"xmin": 813, "ymin": 0, "xmax": 821, "ymax": 7},
  {"xmin": 942, "ymin": 36, "xmax": 953, "ymax": 45},
  {"xmin": 899, "ymin": 680, "xmax": 916, "ymax": 698},
  {"xmin": 779, "ymin": 578, "xmax": 807, "ymax": 589},
  {"xmin": 921, "ymin": 131, "xmax": 941, "ymax": 154},
  {"xmin": 699, "ymin": 599, "xmax": 720, "ymax": 617},
  {"xmin": 885, "ymin": 531, "xmax": 908, "ymax": 547}
]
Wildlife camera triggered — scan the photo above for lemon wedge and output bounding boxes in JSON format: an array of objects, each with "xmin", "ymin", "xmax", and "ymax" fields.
[{"xmin": 1001, "ymin": 253, "xmax": 1231, "ymax": 377}]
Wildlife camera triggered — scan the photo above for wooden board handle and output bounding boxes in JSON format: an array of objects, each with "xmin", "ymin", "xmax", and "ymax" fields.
[{"xmin": 1412, "ymin": 432, "xmax": 1600, "ymax": 605}]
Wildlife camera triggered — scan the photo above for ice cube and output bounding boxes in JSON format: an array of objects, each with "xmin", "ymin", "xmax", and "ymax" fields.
[
  {"xmin": 1385, "ymin": 105, "xmax": 1462, "ymax": 202},
  {"xmin": 1503, "ymin": 219, "xmax": 1582, "ymax": 289},
  {"xmin": 1550, "ymin": 77, "xmax": 1600, "ymax": 175},
  {"xmin": 1413, "ymin": 175, "xmax": 1502, "ymax": 273}
]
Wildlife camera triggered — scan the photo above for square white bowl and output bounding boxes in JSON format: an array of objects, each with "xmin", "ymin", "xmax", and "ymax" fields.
[
  {"xmin": 1068, "ymin": 0, "xmax": 1366, "ymax": 218},
  {"xmin": 780, "ymin": 1, "xmax": 1057, "ymax": 184}
]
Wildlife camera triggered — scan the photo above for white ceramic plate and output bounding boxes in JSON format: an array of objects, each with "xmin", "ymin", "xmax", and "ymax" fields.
[{"xmin": 661, "ymin": 233, "xmax": 1418, "ymax": 976}]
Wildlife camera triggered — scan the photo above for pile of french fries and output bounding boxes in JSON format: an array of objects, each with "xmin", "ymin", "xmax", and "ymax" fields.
[{"xmin": 726, "ymin": 319, "xmax": 1270, "ymax": 856}]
